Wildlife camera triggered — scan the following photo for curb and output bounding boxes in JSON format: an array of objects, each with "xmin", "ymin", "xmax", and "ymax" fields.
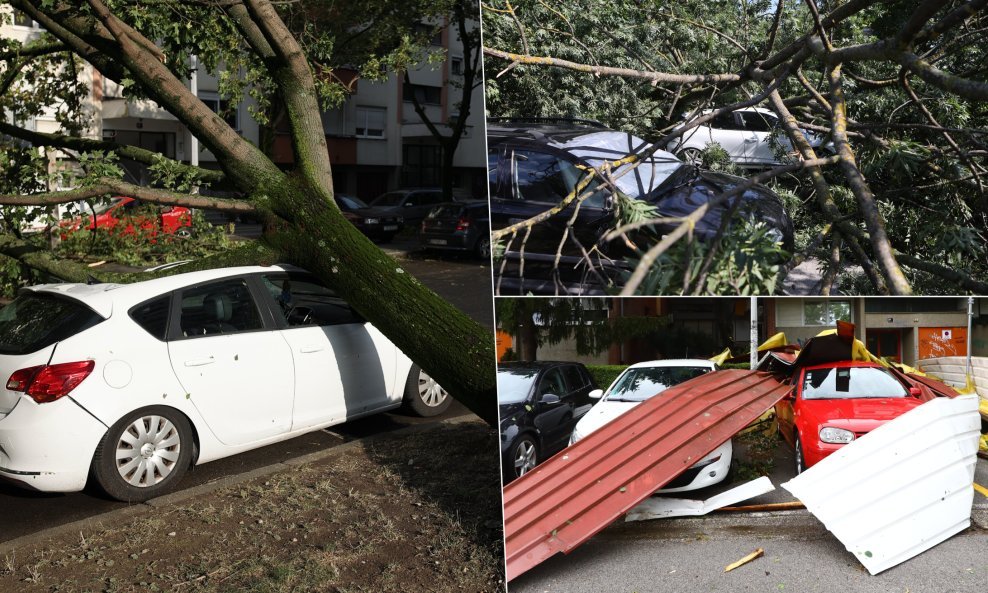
[{"xmin": 0, "ymin": 414, "xmax": 482, "ymax": 556}]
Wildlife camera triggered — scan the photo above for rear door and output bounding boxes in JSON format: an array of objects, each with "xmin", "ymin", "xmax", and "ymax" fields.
[
  {"xmin": 167, "ymin": 276, "xmax": 295, "ymax": 446},
  {"xmin": 256, "ymin": 272, "xmax": 397, "ymax": 430},
  {"xmin": 737, "ymin": 111, "xmax": 779, "ymax": 164}
]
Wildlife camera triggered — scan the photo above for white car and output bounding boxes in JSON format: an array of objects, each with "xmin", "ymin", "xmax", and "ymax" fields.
[
  {"xmin": 569, "ymin": 359, "xmax": 731, "ymax": 493},
  {"xmin": 666, "ymin": 107, "xmax": 829, "ymax": 167},
  {"xmin": 0, "ymin": 265, "xmax": 449, "ymax": 501}
]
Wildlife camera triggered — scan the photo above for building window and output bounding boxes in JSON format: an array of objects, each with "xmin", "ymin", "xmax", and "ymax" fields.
[
  {"xmin": 414, "ymin": 23, "xmax": 443, "ymax": 46},
  {"xmin": 803, "ymin": 300, "xmax": 851, "ymax": 325},
  {"xmin": 355, "ymin": 106, "xmax": 386, "ymax": 138},
  {"xmin": 402, "ymin": 144, "xmax": 441, "ymax": 187},
  {"xmin": 450, "ymin": 57, "xmax": 463, "ymax": 76},
  {"xmin": 403, "ymin": 83, "xmax": 442, "ymax": 105},
  {"xmin": 198, "ymin": 93, "xmax": 239, "ymax": 131},
  {"xmin": 11, "ymin": 9, "xmax": 36, "ymax": 28}
]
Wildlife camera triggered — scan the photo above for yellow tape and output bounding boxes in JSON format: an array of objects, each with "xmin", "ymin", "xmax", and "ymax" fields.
[{"xmin": 975, "ymin": 483, "xmax": 988, "ymax": 498}]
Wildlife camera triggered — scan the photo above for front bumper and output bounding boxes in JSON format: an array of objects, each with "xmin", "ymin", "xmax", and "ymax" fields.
[
  {"xmin": 0, "ymin": 396, "xmax": 107, "ymax": 492},
  {"xmin": 658, "ymin": 440, "xmax": 733, "ymax": 493}
]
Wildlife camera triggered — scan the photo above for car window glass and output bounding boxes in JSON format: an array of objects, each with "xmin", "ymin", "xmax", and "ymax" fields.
[
  {"xmin": 488, "ymin": 150, "xmax": 501, "ymax": 197},
  {"xmin": 129, "ymin": 295, "xmax": 170, "ymax": 341},
  {"xmin": 260, "ymin": 274, "xmax": 363, "ymax": 327},
  {"xmin": 0, "ymin": 293, "xmax": 103, "ymax": 355},
  {"xmin": 739, "ymin": 112, "xmax": 775, "ymax": 132},
  {"xmin": 511, "ymin": 149, "xmax": 595, "ymax": 206},
  {"xmin": 537, "ymin": 367, "xmax": 567, "ymax": 398},
  {"xmin": 711, "ymin": 112, "xmax": 739, "ymax": 129},
  {"xmin": 427, "ymin": 192, "xmax": 443, "ymax": 204},
  {"xmin": 802, "ymin": 366, "xmax": 908, "ymax": 399},
  {"xmin": 562, "ymin": 365, "xmax": 585, "ymax": 392},
  {"xmin": 605, "ymin": 366, "xmax": 711, "ymax": 402},
  {"xmin": 179, "ymin": 278, "xmax": 263, "ymax": 337}
]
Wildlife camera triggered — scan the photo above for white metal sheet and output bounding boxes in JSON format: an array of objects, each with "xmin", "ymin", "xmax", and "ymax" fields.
[
  {"xmin": 625, "ymin": 476, "xmax": 776, "ymax": 521},
  {"xmin": 782, "ymin": 394, "xmax": 981, "ymax": 575}
]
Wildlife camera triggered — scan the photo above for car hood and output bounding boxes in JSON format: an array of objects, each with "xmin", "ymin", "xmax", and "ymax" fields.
[
  {"xmin": 572, "ymin": 400, "xmax": 640, "ymax": 441},
  {"xmin": 799, "ymin": 397, "xmax": 924, "ymax": 430},
  {"xmin": 645, "ymin": 166, "xmax": 795, "ymax": 251}
]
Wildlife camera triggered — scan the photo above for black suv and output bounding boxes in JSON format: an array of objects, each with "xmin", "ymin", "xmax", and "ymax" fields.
[{"xmin": 487, "ymin": 118, "xmax": 794, "ymax": 294}]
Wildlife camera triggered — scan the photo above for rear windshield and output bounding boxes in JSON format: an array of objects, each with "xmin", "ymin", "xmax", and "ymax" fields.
[
  {"xmin": 427, "ymin": 204, "xmax": 465, "ymax": 218},
  {"xmin": 0, "ymin": 292, "xmax": 104, "ymax": 355}
]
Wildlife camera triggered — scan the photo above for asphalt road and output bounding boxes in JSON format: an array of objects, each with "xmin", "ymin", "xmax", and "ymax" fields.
[
  {"xmin": 511, "ymin": 439, "xmax": 988, "ymax": 593},
  {"xmin": 0, "ymin": 236, "xmax": 495, "ymax": 543}
]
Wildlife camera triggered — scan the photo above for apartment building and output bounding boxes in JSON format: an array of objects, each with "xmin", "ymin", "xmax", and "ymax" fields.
[{"xmin": 1, "ymin": 8, "xmax": 485, "ymax": 201}]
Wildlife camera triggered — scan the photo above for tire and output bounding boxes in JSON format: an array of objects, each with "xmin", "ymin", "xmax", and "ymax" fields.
[
  {"xmin": 91, "ymin": 406, "xmax": 194, "ymax": 502},
  {"xmin": 794, "ymin": 433, "xmax": 806, "ymax": 475},
  {"xmin": 475, "ymin": 234, "xmax": 491, "ymax": 260},
  {"xmin": 402, "ymin": 364, "xmax": 451, "ymax": 417},
  {"xmin": 678, "ymin": 147, "xmax": 703, "ymax": 166},
  {"xmin": 508, "ymin": 435, "xmax": 539, "ymax": 481}
]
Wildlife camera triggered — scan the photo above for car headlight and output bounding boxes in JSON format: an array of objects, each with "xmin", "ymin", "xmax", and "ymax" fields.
[
  {"xmin": 568, "ymin": 430, "xmax": 582, "ymax": 446},
  {"xmin": 819, "ymin": 427, "xmax": 854, "ymax": 444},
  {"xmin": 363, "ymin": 218, "xmax": 380, "ymax": 224}
]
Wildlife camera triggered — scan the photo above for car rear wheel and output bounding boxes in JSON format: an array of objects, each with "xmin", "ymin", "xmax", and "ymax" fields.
[
  {"xmin": 402, "ymin": 364, "xmax": 451, "ymax": 417},
  {"xmin": 91, "ymin": 406, "xmax": 194, "ymax": 502},
  {"xmin": 475, "ymin": 235, "xmax": 491, "ymax": 260},
  {"xmin": 678, "ymin": 147, "xmax": 703, "ymax": 166},
  {"xmin": 794, "ymin": 434, "xmax": 806, "ymax": 475},
  {"xmin": 511, "ymin": 436, "xmax": 538, "ymax": 479}
]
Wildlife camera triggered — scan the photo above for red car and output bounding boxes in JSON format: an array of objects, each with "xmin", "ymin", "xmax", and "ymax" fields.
[
  {"xmin": 776, "ymin": 361, "xmax": 923, "ymax": 473},
  {"xmin": 63, "ymin": 196, "xmax": 193, "ymax": 237}
]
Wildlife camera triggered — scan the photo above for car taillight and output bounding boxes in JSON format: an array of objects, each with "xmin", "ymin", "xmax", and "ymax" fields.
[
  {"xmin": 6, "ymin": 361, "xmax": 95, "ymax": 404},
  {"xmin": 455, "ymin": 216, "xmax": 471, "ymax": 231}
]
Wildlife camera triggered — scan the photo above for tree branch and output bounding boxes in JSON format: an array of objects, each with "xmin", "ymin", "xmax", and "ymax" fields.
[
  {"xmin": 0, "ymin": 122, "xmax": 226, "ymax": 185},
  {"xmin": 0, "ymin": 179, "xmax": 256, "ymax": 214}
]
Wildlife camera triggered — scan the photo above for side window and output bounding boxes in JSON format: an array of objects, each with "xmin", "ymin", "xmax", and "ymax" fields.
[
  {"xmin": 739, "ymin": 112, "xmax": 775, "ymax": 132},
  {"xmin": 178, "ymin": 278, "xmax": 263, "ymax": 337},
  {"xmin": 537, "ymin": 367, "xmax": 568, "ymax": 398},
  {"xmin": 130, "ymin": 296, "xmax": 170, "ymax": 341},
  {"xmin": 426, "ymin": 192, "xmax": 444, "ymax": 205},
  {"xmin": 488, "ymin": 149, "xmax": 501, "ymax": 198},
  {"xmin": 510, "ymin": 149, "xmax": 586, "ymax": 205},
  {"xmin": 562, "ymin": 365, "xmax": 586, "ymax": 393},
  {"xmin": 260, "ymin": 274, "xmax": 363, "ymax": 327},
  {"xmin": 711, "ymin": 112, "xmax": 739, "ymax": 130}
]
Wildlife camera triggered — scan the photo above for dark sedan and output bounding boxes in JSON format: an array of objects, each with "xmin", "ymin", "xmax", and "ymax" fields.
[
  {"xmin": 419, "ymin": 201, "xmax": 491, "ymax": 259},
  {"xmin": 368, "ymin": 188, "xmax": 447, "ymax": 225},
  {"xmin": 335, "ymin": 194, "xmax": 403, "ymax": 243},
  {"xmin": 487, "ymin": 118, "xmax": 795, "ymax": 294},
  {"xmin": 498, "ymin": 361, "xmax": 597, "ymax": 483}
]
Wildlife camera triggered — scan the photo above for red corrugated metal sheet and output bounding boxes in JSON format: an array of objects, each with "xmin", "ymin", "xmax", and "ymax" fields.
[{"xmin": 503, "ymin": 370, "xmax": 791, "ymax": 581}]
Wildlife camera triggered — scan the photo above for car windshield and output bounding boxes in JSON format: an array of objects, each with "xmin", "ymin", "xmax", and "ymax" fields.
[
  {"xmin": 551, "ymin": 131, "xmax": 682, "ymax": 199},
  {"xmin": 0, "ymin": 292, "xmax": 104, "ymax": 355},
  {"xmin": 336, "ymin": 195, "xmax": 368, "ymax": 210},
  {"xmin": 604, "ymin": 366, "xmax": 711, "ymax": 402},
  {"xmin": 497, "ymin": 367, "xmax": 539, "ymax": 404},
  {"xmin": 802, "ymin": 366, "xmax": 908, "ymax": 400},
  {"xmin": 372, "ymin": 192, "xmax": 407, "ymax": 207}
]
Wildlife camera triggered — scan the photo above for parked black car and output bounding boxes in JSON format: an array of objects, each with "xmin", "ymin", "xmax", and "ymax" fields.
[
  {"xmin": 335, "ymin": 194, "xmax": 403, "ymax": 243},
  {"xmin": 419, "ymin": 201, "xmax": 491, "ymax": 259},
  {"xmin": 487, "ymin": 118, "xmax": 795, "ymax": 294},
  {"xmin": 369, "ymin": 188, "xmax": 451, "ymax": 225},
  {"xmin": 498, "ymin": 361, "xmax": 597, "ymax": 483}
]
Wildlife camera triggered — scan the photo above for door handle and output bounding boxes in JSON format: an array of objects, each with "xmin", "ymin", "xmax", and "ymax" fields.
[
  {"xmin": 184, "ymin": 357, "xmax": 214, "ymax": 367},
  {"xmin": 299, "ymin": 345, "xmax": 325, "ymax": 353}
]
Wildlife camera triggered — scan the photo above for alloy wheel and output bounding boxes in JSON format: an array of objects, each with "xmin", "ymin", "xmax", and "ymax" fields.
[{"xmin": 514, "ymin": 440, "xmax": 537, "ymax": 477}]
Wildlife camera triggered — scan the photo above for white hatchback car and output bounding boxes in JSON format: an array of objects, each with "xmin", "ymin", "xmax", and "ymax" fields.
[
  {"xmin": 0, "ymin": 265, "xmax": 449, "ymax": 501},
  {"xmin": 569, "ymin": 359, "xmax": 731, "ymax": 492},
  {"xmin": 667, "ymin": 107, "xmax": 829, "ymax": 167}
]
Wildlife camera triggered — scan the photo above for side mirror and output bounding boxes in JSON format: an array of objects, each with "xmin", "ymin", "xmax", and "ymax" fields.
[
  {"xmin": 588, "ymin": 389, "xmax": 604, "ymax": 399},
  {"xmin": 539, "ymin": 393, "xmax": 561, "ymax": 405},
  {"xmin": 908, "ymin": 386, "xmax": 922, "ymax": 397},
  {"xmin": 785, "ymin": 390, "xmax": 797, "ymax": 400}
]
